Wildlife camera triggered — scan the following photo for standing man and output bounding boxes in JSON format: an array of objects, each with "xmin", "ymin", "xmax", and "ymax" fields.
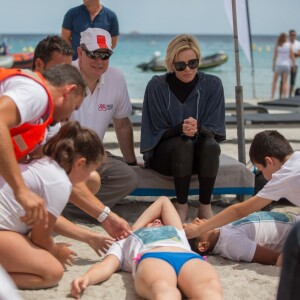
[
  {"xmin": 0, "ymin": 64, "xmax": 86, "ymax": 227},
  {"xmin": 288, "ymin": 29, "xmax": 300, "ymax": 97},
  {"xmin": 64, "ymin": 28, "xmax": 138, "ymax": 237},
  {"xmin": 32, "ymin": 34, "xmax": 132, "ymax": 239},
  {"xmin": 62, "ymin": 0, "xmax": 119, "ymax": 60}
]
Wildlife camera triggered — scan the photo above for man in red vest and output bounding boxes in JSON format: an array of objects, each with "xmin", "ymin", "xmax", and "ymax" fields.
[{"xmin": 0, "ymin": 64, "xmax": 86, "ymax": 227}]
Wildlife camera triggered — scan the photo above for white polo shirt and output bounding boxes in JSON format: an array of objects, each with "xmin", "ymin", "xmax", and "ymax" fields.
[{"xmin": 70, "ymin": 60, "xmax": 132, "ymax": 141}]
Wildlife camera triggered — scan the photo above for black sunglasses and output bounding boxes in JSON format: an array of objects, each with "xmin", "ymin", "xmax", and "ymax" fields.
[
  {"xmin": 81, "ymin": 47, "xmax": 112, "ymax": 60},
  {"xmin": 173, "ymin": 58, "xmax": 199, "ymax": 71}
]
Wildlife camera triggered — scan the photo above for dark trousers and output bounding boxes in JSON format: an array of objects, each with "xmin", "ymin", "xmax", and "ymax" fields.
[
  {"xmin": 277, "ymin": 221, "xmax": 300, "ymax": 300},
  {"xmin": 150, "ymin": 135, "xmax": 220, "ymax": 204}
]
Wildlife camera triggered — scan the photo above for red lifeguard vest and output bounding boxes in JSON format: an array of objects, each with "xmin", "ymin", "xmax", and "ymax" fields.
[{"xmin": 0, "ymin": 68, "xmax": 54, "ymax": 160}]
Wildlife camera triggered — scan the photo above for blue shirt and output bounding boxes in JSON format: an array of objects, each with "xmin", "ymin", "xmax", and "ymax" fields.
[{"xmin": 62, "ymin": 4, "xmax": 119, "ymax": 60}]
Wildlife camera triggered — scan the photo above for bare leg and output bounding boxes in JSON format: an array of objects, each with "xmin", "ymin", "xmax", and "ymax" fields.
[
  {"xmin": 0, "ymin": 231, "xmax": 64, "ymax": 289},
  {"xmin": 174, "ymin": 202, "xmax": 188, "ymax": 223},
  {"xmin": 271, "ymin": 72, "xmax": 279, "ymax": 100},
  {"xmin": 198, "ymin": 203, "xmax": 214, "ymax": 219},
  {"xmin": 135, "ymin": 258, "xmax": 181, "ymax": 300},
  {"xmin": 86, "ymin": 170, "xmax": 101, "ymax": 194},
  {"xmin": 281, "ymin": 73, "xmax": 289, "ymax": 98},
  {"xmin": 178, "ymin": 258, "xmax": 223, "ymax": 300}
]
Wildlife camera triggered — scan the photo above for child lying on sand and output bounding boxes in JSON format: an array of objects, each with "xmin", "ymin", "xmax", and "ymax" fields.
[
  {"xmin": 187, "ymin": 211, "xmax": 300, "ymax": 265},
  {"xmin": 71, "ymin": 196, "xmax": 222, "ymax": 300}
]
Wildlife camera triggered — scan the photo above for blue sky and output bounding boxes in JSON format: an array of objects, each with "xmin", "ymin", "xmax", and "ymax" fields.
[{"xmin": 0, "ymin": 0, "xmax": 299, "ymax": 35}]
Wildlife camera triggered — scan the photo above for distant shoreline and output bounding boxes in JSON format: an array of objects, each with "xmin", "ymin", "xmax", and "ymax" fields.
[{"xmin": 0, "ymin": 33, "xmax": 278, "ymax": 38}]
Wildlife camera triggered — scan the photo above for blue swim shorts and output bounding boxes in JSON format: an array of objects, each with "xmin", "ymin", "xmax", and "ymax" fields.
[{"xmin": 137, "ymin": 252, "xmax": 204, "ymax": 276}]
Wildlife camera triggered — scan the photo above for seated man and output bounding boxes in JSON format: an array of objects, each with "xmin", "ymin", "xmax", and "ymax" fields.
[
  {"xmin": 64, "ymin": 28, "xmax": 138, "ymax": 234},
  {"xmin": 187, "ymin": 211, "xmax": 300, "ymax": 265},
  {"xmin": 31, "ymin": 34, "xmax": 132, "ymax": 239}
]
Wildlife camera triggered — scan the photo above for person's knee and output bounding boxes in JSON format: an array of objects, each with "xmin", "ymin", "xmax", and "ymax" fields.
[
  {"xmin": 191, "ymin": 277, "xmax": 223, "ymax": 299},
  {"xmin": 150, "ymin": 279, "xmax": 180, "ymax": 297},
  {"xmin": 40, "ymin": 261, "xmax": 64, "ymax": 288},
  {"xmin": 200, "ymin": 137, "xmax": 221, "ymax": 158},
  {"xmin": 86, "ymin": 171, "xmax": 101, "ymax": 194}
]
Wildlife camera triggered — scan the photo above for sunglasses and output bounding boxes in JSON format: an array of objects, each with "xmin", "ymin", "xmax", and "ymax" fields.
[
  {"xmin": 81, "ymin": 47, "xmax": 112, "ymax": 60},
  {"xmin": 173, "ymin": 58, "xmax": 199, "ymax": 71}
]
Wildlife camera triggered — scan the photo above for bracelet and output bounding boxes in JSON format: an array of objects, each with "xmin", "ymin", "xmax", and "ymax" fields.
[
  {"xmin": 126, "ymin": 159, "xmax": 137, "ymax": 166},
  {"xmin": 97, "ymin": 206, "xmax": 111, "ymax": 223}
]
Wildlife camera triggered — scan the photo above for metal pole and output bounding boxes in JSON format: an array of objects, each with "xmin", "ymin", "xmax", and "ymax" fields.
[
  {"xmin": 232, "ymin": 0, "xmax": 246, "ymax": 165},
  {"xmin": 246, "ymin": 0, "xmax": 256, "ymax": 98}
]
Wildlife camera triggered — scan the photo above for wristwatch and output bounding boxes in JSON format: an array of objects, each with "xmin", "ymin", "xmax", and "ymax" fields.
[{"xmin": 97, "ymin": 206, "xmax": 111, "ymax": 223}]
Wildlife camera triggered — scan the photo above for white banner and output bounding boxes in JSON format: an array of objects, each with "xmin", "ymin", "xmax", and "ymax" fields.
[{"xmin": 224, "ymin": 0, "xmax": 253, "ymax": 66}]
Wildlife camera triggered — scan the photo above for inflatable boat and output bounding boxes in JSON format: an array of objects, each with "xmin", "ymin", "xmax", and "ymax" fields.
[
  {"xmin": 137, "ymin": 51, "xmax": 228, "ymax": 72},
  {"xmin": 12, "ymin": 52, "xmax": 34, "ymax": 69}
]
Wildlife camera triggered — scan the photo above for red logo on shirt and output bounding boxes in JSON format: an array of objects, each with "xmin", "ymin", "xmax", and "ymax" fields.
[{"xmin": 98, "ymin": 104, "xmax": 113, "ymax": 111}]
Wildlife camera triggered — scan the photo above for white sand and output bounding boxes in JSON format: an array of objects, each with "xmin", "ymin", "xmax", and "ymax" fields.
[
  {"xmin": 18, "ymin": 98, "xmax": 300, "ymax": 300},
  {"xmin": 18, "ymin": 202, "xmax": 300, "ymax": 300}
]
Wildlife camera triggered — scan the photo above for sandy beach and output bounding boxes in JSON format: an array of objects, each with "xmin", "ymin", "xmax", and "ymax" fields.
[{"xmin": 18, "ymin": 98, "xmax": 300, "ymax": 300}]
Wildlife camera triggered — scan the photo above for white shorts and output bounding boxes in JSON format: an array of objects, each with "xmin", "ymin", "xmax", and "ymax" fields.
[{"xmin": 275, "ymin": 65, "xmax": 290, "ymax": 75}]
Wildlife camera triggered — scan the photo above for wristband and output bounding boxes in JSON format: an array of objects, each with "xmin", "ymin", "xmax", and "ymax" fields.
[
  {"xmin": 127, "ymin": 159, "xmax": 137, "ymax": 166},
  {"xmin": 97, "ymin": 206, "xmax": 111, "ymax": 223}
]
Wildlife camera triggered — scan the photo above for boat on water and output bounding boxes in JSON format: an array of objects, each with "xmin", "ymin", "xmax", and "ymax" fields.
[
  {"xmin": 11, "ymin": 52, "xmax": 34, "ymax": 69},
  {"xmin": 137, "ymin": 51, "xmax": 228, "ymax": 72},
  {"xmin": 0, "ymin": 55, "xmax": 14, "ymax": 68}
]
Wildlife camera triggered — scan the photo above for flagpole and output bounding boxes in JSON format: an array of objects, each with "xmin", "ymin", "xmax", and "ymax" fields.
[
  {"xmin": 231, "ymin": 0, "xmax": 246, "ymax": 165},
  {"xmin": 246, "ymin": 0, "xmax": 256, "ymax": 98}
]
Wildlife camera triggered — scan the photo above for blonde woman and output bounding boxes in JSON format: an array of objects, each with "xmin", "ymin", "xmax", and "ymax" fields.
[{"xmin": 140, "ymin": 34, "xmax": 226, "ymax": 222}]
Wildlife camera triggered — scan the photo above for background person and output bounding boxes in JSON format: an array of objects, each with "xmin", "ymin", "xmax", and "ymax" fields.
[
  {"xmin": 140, "ymin": 34, "xmax": 226, "ymax": 222},
  {"xmin": 0, "ymin": 121, "xmax": 113, "ymax": 290},
  {"xmin": 0, "ymin": 64, "xmax": 86, "ymax": 227},
  {"xmin": 32, "ymin": 35, "xmax": 73, "ymax": 72},
  {"xmin": 271, "ymin": 32, "xmax": 295, "ymax": 99},
  {"xmin": 71, "ymin": 196, "xmax": 222, "ymax": 300},
  {"xmin": 288, "ymin": 29, "xmax": 300, "ymax": 97},
  {"xmin": 62, "ymin": 0, "xmax": 119, "ymax": 60}
]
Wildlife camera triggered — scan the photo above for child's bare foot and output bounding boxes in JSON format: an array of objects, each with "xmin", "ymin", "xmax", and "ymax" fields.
[
  {"xmin": 198, "ymin": 203, "xmax": 214, "ymax": 219},
  {"xmin": 174, "ymin": 202, "xmax": 188, "ymax": 223}
]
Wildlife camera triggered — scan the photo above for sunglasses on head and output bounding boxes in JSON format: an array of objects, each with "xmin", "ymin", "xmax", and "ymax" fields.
[
  {"xmin": 81, "ymin": 47, "xmax": 112, "ymax": 60},
  {"xmin": 173, "ymin": 58, "xmax": 199, "ymax": 71}
]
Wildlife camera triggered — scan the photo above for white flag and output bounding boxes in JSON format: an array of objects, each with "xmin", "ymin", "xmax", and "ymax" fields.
[{"xmin": 224, "ymin": 0, "xmax": 253, "ymax": 66}]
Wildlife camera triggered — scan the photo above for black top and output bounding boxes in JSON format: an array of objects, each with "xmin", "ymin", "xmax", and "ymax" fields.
[{"xmin": 166, "ymin": 72, "xmax": 199, "ymax": 103}]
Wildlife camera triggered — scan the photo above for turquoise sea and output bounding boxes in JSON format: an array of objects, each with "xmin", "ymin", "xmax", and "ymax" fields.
[{"xmin": 0, "ymin": 33, "xmax": 278, "ymax": 100}]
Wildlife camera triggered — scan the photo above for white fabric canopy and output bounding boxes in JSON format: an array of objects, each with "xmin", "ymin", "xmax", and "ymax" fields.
[{"xmin": 224, "ymin": 0, "xmax": 253, "ymax": 66}]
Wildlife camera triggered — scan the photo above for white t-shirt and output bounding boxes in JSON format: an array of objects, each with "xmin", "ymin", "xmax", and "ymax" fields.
[
  {"xmin": 212, "ymin": 211, "xmax": 300, "ymax": 262},
  {"xmin": 0, "ymin": 75, "xmax": 48, "ymax": 125},
  {"xmin": 276, "ymin": 42, "xmax": 292, "ymax": 67},
  {"xmin": 0, "ymin": 157, "xmax": 72, "ymax": 234},
  {"xmin": 106, "ymin": 226, "xmax": 191, "ymax": 276},
  {"xmin": 257, "ymin": 151, "xmax": 300, "ymax": 206},
  {"xmin": 70, "ymin": 60, "xmax": 132, "ymax": 141}
]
